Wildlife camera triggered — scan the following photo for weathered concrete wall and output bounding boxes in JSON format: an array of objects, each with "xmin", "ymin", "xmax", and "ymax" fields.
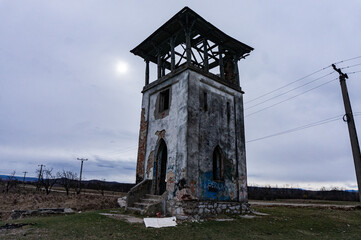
[
  {"xmin": 137, "ymin": 68, "xmax": 247, "ymax": 203},
  {"xmin": 186, "ymin": 70, "xmax": 247, "ymax": 202},
  {"xmin": 141, "ymin": 71, "xmax": 189, "ymax": 199},
  {"xmin": 235, "ymin": 94, "xmax": 248, "ymax": 202}
]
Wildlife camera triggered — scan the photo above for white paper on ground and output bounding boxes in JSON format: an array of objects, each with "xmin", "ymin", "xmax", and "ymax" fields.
[{"xmin": 143, "ymin": 216, "xmax": 177, "ymax": 228}]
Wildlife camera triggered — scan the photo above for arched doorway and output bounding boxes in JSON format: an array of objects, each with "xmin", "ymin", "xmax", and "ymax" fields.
[{"xmin": 154, "ymin": 139, "xmax": 167, "ymax": 195}]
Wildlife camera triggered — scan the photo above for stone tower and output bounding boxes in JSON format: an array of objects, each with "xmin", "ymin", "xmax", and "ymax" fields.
[{"xmin": 128, "ymin": 7, "xmax": 253, "ymax": 218}]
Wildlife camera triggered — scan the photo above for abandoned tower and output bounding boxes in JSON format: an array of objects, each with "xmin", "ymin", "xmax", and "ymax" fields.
[{"xmin": 127, "ymin": 7, "xmax": 253, "ymax": 218}]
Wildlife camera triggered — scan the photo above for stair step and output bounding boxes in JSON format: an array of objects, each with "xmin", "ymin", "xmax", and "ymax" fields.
[
  {"xmin": 127, "ymin": 207, "xmax": 144, "ymax": 214},
  {"xmin": 139, "ymin": 198, "xmax": 161, "ymax": 204},
  {"xmin": 144, "ymin": 194, "xmax": 163, "ymax": 200},
  {"xmin": 134, "ymin": 202, "xmax": 152, "ymax": 209}
]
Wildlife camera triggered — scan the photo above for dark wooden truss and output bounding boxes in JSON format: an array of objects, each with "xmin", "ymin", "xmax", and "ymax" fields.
[{"xmin": 130, "ymin": 7, "xmax": 253, "ymax": 85}]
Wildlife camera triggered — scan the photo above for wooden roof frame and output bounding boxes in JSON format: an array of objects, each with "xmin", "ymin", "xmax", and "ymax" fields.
[{"xmin": 130, "ymin": 7, "xmax": 254, "ymax": 68}]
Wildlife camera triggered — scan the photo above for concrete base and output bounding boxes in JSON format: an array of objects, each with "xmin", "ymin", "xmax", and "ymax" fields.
[{"xmin": 166, "ymin": 200, "xmax": 251, "ymax": 220}]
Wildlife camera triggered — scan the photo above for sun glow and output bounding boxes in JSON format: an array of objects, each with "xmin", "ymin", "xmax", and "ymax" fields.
[{"xmin": 116, "ymin": 61, "xmax": 128, "ymax": 74}]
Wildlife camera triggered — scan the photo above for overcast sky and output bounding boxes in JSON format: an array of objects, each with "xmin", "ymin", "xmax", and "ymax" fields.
[{"xmin": 1, "ymin": 1, "xmax": 361, "ymax": 189}]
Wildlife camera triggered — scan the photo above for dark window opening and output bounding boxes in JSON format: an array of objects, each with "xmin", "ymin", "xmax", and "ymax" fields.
[
  {"xmin": 213, "ymin": 146, "xmax": 223, "ymax": 181},
  {"xmin": 203, "ymin": 91, "xmax": 208, "ymax": 111},
  {"xmin": 159, "ymin": 89, "xmax": 170, "ymax": 112}
]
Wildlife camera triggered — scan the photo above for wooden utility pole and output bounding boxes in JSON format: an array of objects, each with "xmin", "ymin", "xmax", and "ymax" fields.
[
  {"xmin": 332, "ymin": 64, "xmax": 361, "ymax": 205},
  {"xmin": 36, "ymin": 164, "xmax": 45, "ymax": 190},
  {"xmin": 76, "ymin": 158, "xmax": 88, "ymax": 194},
  {"xmin": 22, "ymin": 171, "xmax": 28, "ymax": 184}
]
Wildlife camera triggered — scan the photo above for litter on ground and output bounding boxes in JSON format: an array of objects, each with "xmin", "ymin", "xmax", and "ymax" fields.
[{"xmin": 143, "ymin": 217, "xmax": 177, "ymax": 228}]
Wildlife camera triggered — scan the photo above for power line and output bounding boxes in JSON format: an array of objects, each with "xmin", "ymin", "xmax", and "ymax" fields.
[
  {"xmin": 333, "ymin": 55, "xmax": 361, "ymax": 65},
  {"xmin": 332, "ymin": 63, "xmax": 361, "ymax": 206},
  {"xmin": 346, "ymin": 70, "xmax": 361, "ymax": 75},
  {"xmin": 22, "ymin": 171, "xmax": 28, "ymax": 183},
  {"xmin": 245, "ymin": 77, "xmax": 339, "ymax": 118},
  {"xmin": 246, "ymin": 55, "xmax": 361, "ymax": 105},
  {"xmin": 76, "ymin": 158, "xmax": 88, "ymax": 194},
  {"xmin": 246, "ymin": 71, "xmax": 335, "ymax": 110},
  {"xmin": 36, "ymin": 164, "xmax": 45, "ymax": 190},
  {"xmin": 340, "ymin": 62, "xmax": 361, "ymax": 70},
  {"xmin": 245, "ymin": 65, "xmax": 331, "ymax": 104},
  {"xmin": 247, "ymin": 114, "xmax": 343, "ymax": 143}
]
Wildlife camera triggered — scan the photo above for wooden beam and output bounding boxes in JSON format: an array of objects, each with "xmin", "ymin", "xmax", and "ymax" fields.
[
  {"xmin": 145, "ymin": 59, "xmax": 149, "ymax": 85},
  {"xmin": 219, "ymin": 45, "xmax": 224, "ymax": 79},
  {"xmin": 233, "ymin": 54, "xmax": 240, "ymax": 85},
  {"xmin": 185, "ymin": 30, "xmax": 192, "ymax": 65},
  {"xmin": 157, "ymin": 54, "xmax": 161, "ymax": 79},
  {"xmin": 170, "ymin": 38, "xmax": 175, "ymax": 72},
  {"xmin": 203, "ymin": 38, "xmax": 209, "ymax": 72}
]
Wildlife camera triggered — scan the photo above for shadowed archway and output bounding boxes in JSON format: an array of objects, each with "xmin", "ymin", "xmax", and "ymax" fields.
[{"xmin": 154, "ymin": 139, "xmax": 168, "ymax": 195}]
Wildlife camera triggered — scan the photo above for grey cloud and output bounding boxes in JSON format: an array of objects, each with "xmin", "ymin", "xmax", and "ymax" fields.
[{"xmin": 0, "ymin": 1, "xmax": 360, "ymax": 188}]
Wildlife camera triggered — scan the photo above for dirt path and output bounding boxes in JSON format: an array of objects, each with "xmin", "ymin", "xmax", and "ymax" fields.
[{"xmin": 249, "ymin": 200, "xmax": 359, "ymax": 209}]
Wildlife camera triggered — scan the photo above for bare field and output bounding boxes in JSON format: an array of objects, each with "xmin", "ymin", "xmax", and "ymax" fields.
[{"xmin": 0, "ymin": 188, "xmax": 124, "ymax": 220}]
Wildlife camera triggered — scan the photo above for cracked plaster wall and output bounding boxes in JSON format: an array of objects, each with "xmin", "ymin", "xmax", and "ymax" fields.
[
  {"xmin": 142, "ymin": 71, "xmax": 189, "ymax": 200},
  {"xmin": 187, "ymin": 70, "xmax": 247, "ymax": 202},
  {"xmin": 136, "ymin": 69, "xmax": 247, "ymax": 202}
]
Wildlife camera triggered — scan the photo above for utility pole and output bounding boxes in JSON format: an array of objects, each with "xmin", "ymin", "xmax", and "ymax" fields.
[
  {"xmin": 22, "ymin": 171, "xmax": 28, "ymax": 184},
  {"xmin": 37, "ymin": 164, "xmax": 45, "ymax": 190},
  {"xmin": 332, "ymin": 64, "xmax": 361, "ymax": 205},
  {"xmin": 76, "ymin": 158, "xmax": 88, "ymax": 194}
]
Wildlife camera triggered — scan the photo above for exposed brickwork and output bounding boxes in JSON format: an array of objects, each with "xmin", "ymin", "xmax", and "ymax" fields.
[
  {"xmin": 146, "ymin": 151, "xmax": 155, "ymax": 178},
  {"xmin": 136, "ymin": 108, "xmax": 147, "ymax": 183}
]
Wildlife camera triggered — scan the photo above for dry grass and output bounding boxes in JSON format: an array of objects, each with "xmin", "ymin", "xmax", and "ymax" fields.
[
  {"xmin": 1, "ymin": 206, "xmax": 361, "ymax": 239},
  {"xmin": 0, "ymin": 188, "xmax": 123, "ymax": 220}
]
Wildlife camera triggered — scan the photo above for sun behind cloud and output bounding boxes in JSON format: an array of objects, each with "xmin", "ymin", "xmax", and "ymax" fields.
[{"xmin": 115, "ymin": 61, "xmax": 128, "ymax": 74}]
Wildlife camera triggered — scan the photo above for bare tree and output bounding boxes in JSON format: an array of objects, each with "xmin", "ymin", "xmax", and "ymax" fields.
[
  {"xmin": 95, "ymin": 179, "xmax": 107, "ymax": 196},
  {"xmin": 38, "ymin": 168, "xmax": 57, "ymax": 195},
  {"xmin": 57, "ymin": 170, "xmax": 78, "ymax": 195},
  {"xmin": 1, "ymin": 171, "xmax": 18, "ymax": 193}
]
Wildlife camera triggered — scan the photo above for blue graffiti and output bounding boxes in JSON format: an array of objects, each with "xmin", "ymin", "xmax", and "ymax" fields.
[
  {"xmin": 207, "ymin": 182, "xmax": 218, "ymax": 192},
  {"xmin": 200, "ymin": 172, "xmax": 230, "ymax": 201}
]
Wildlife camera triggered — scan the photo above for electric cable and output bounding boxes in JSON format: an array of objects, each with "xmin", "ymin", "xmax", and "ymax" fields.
[
  {"xmin": 245, "ymin": 77, "xmax": 339, "ymax": 118},
  {"xmin": 340, "ymin": 62, "xmax": 361, "ymax": 70},
  {"xmin": 245, "ymin": 56, "xmax": 361, "ymax": 105},
  {"xmin": 247, "ymin": 114, "xmax": 343, "ymax": 143},
  {"xmin": 245, "ymin": 65, "xmax": 331, "ymax": 104},
  {"xmin": 346, "ymin": 70, "xmax": 361, "ymax": 75},
  {"xmin": 333, "ymin": 55, "xmax": 361, "ymax": 65},
  {"xmin": 246, "ymin": 71, "xmax": 335, "ymax": 110}
]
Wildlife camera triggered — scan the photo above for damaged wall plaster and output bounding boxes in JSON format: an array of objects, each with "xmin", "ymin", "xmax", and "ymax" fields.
[{"xmin": 135, "ymin": 68, "xmax": 247, "ymax": 203}]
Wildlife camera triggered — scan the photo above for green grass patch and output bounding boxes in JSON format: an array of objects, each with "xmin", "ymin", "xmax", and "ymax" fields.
[{"xmin": 1, "ymin": 207, "xmax": 361, "ymax": 239}]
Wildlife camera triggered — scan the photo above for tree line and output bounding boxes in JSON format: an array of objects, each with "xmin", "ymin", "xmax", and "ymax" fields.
[{"xmin": 0, "ymin": 169, "xmax": 134, "ymax": 195}]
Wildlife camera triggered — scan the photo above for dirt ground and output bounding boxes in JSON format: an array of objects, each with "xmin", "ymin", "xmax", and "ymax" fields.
[{"xmin": 0, "ymin": 188, "xmax": 124, "ymax": 220}]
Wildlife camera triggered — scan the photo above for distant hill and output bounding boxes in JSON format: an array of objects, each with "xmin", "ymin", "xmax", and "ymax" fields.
[
  {"xmin": 0, "ymin": 174, "xmax": 135, "ymax": 192},
  {"xmin": 0, "ymin": 174, "xmax": 38, "ymax": 182}
]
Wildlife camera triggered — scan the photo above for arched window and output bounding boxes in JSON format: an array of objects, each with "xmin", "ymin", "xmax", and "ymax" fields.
[{"xmin": 213, "ymin": 146, "xmax": 223, "ymax": 181}]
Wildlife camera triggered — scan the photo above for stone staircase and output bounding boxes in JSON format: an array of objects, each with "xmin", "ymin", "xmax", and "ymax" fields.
[{"xmin": 127, "ymin": 194, "xmax": 163, "ymax": 215}]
